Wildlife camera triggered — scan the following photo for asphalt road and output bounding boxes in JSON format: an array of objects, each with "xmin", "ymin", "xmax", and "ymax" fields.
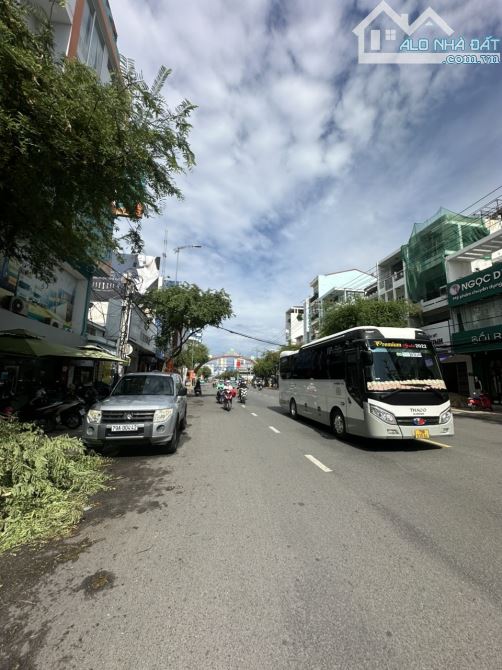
[{"xmin": 1, "ymin": 389, "xmax": 501, "ymax": 670}]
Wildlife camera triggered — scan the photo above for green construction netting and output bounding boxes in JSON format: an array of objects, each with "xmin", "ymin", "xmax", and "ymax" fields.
[{"xmin": 401, "ymin": 208, "xmax": 489, "ymax": 304}]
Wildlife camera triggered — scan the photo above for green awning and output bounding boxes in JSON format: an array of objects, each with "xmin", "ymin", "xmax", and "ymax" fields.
[{"xmin": 0, "ymin": 331, "xmax": 127, "ymax": 363}]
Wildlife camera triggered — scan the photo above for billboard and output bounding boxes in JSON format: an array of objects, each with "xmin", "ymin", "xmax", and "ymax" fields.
[{"xmin": 0, "ymin": 257, "xmax": 78, "ymax": 330}]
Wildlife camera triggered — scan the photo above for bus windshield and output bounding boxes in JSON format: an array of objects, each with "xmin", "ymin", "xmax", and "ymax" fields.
[{"xmin": 366, "ymin": 340, "xmax": 446, "ymax": 392}]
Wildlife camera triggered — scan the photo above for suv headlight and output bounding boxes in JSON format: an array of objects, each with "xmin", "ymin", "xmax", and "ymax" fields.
[
  {"xmin": 369, "ymin": 404, "xmax": 397, "ymax": 425},
  {"xmin": 439, "ymin": 408, "xmax": 452, "ymax": 424},
  {"xmin": 154, "ymin": 408, "xmax": 173, "ymax": 422},
  {"xmin": 87, "ymin": 409, "xmax": 102, "ymax": 424}
]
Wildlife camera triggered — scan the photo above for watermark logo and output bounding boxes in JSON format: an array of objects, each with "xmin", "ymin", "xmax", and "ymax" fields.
[
  {"xmin": 353, "ymin": 1, "xmax": 500, "ymax": 65},
  {"xmin": 449, "ymin": 284, "xmax": 461, "ymax": 296}
]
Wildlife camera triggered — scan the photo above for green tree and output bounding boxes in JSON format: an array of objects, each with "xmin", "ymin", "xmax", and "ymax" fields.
[
  {"xmin": 173, "ymin": 340, "xmax": 209, "ymax": 370},
  {"xmin": 141, "ymin": 283, "xmax": 233, "ymax": 362},
  {"xmin": 0, "ymin": 0, "xmax": 195, "ymax": 280},
  {"xmin": 199, "ymin": 366, "xmax": 212, "ymax": 380},
  {"xmin": 320, "ymin": 298, "xmax": 421, "ymax": 337},
  {"xmin": 253, "ymin": 350, "xmax": 278, "ymax": 380}
]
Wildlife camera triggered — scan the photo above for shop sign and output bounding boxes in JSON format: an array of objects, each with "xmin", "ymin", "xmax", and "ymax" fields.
[
  {"xmin": 452, "ymin": 324, "xmax": 502, "ymax": 347},
  {"xmin": 421, "ymin": 321, "xmax": 452, "ymax": 347},
  {"xmin": 448, "ymin": 262, "xmax": 502, "ymax": 306}
]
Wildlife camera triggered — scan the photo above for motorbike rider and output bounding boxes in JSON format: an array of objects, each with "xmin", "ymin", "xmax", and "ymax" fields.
[
  {"xmin": 194, "ymin": 379, "xmax": 201, "ymax": 395},
  {"xmin": 237, "ymin": 379, "xmax": 248, "ymax": 402},
  {"xmin": 223, "ymin": 380, "xmax": 235, "ymax": 407},
  {"xmin": 216, "ymin": 379, "xmax": 225, "ymax": 403}
]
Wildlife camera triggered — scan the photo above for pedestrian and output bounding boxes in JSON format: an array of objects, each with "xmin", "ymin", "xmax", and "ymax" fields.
[{"xmin": 474, "ymin": 376, "xmax": 482, "ymax": 394}]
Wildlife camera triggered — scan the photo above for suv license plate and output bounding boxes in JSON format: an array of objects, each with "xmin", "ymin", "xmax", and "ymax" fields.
[
  {"xmin": 111, "ymin": 424, "xmax": 138, "ymax": 432},
  {"xmin": 415, "ymin": 428, "xmax": 430, "ymax": 439}
]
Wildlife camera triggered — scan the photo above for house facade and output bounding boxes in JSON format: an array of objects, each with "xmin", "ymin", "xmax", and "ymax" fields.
[
  {"xmin": 285, "ymin": 307, "xmax": 304, "ymax": 346},
  {"xmin": 306, "ymin": 270, "xmax": 376, "ymax": 342}
]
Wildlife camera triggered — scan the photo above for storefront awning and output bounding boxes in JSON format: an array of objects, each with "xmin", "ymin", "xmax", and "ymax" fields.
[{"xmin": 0, "ymin": 331, "xmax": 127, "ymax": 363}]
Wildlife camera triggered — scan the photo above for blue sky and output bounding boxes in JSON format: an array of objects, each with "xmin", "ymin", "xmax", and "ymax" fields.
[{"xmin": 112, "ymin": 0, "xmax": 502, "ymax": 358}]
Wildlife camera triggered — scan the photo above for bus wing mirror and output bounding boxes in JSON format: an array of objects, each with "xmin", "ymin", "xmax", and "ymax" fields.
[{"xmin": 360, "ymin": 351, "xmax": 373, "ymax": 366}]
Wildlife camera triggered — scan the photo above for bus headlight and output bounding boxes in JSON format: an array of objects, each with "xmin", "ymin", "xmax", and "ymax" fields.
[
  {"xmin": 87, "ymin": 409, "xmax": 102, "ymax": 424},
  {"xmin": 369, "ymin": 404, "xmax": 397, "ymax": 425},
  {"xmin": 439, "ymin": 408, "xmax": 452, "ymax": 424}
]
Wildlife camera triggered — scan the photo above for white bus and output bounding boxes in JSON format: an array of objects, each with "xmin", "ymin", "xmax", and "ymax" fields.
[{"xmin": 279, "ymin": 326, "xmax": 454, "ymax": 440}]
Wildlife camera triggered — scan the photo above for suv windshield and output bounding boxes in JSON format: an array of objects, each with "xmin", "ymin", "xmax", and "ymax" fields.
[
  {"xmin": 112, "ymin": 375, "xmax": 174, "ymax": 396},
  {"xmin": 366, "ymin": 340, "xmax": 446, "ymax": 392}
]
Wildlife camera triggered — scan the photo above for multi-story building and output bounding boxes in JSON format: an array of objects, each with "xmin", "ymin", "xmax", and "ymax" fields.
[
  {"xmin": 306, "ymin": 270, "xmax": 376, "ymax": 341},
  {"xmin": 285, "ymin": 307, "xmax": 304, "ymax": 346},
  {"xmin": 401, "ymin": 207, "xmax": 488, "ymax": 329},
  {"xmin": 30, "ymin": 0, "xmax": 119, "ymax": 82},
  {"xmin": 446, "ymin": 219, "xmax": 502, "ymax": 401},
  {"xmin": 377, "ymin": 249, "xmax": 407, "ymax": 302},
  {"xmin": 0, "ymin": 0, "xmax": 121, "ymax": 352}
]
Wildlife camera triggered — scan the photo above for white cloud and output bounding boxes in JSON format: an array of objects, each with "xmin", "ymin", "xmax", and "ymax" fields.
[{"xmin": 111, "ymin": 0, "xmax": 502, "ymax": 356}]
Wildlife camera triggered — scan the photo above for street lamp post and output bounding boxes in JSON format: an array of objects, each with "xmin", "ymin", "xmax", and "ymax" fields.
[{"xmin": 174, "ymin": 245, "xmax": 203, "ymax": 284}]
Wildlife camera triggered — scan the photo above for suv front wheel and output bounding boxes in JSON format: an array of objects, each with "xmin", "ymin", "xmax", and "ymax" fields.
[{"xmin": 163, "ymin": 423, "xmax": 179, "ymax": 454}]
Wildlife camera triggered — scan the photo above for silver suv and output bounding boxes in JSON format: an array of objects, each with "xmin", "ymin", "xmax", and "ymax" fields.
[{"xmin": 82, "ymin": 372, "xmax": 188, "ymax": 453}]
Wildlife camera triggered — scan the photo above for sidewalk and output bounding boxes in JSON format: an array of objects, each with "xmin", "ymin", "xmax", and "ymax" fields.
[{"xmin": 452, "ymin": 405, "xmax": 502, "ymax": 424}]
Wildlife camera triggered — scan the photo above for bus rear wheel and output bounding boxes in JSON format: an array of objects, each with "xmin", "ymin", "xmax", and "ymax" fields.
[
  {"xmin": 331, "ymin": 409, "xmax": 346, "ymax": 438},
  {"xmin": 289, "ymin": 399, "xmax": 298, "ymax": 420}
]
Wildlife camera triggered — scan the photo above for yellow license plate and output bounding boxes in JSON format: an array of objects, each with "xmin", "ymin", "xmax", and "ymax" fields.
[{"xmin": 415, "ymin": 429, "xmax": 430, "ymax": 439}]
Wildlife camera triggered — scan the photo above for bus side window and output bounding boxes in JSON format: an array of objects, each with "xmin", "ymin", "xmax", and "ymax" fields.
[
  {"xmin": 327, "ymin": 346, "xmax": 343, "ymax": 380},
  {"xmin": 311, "ymin": 347, "xmax": 327, "ymax": 379}
]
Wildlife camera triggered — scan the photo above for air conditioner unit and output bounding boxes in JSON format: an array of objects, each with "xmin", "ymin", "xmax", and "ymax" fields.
[{"xmin": 4, "ymin": 296, "xmax": 28, "ymax": 316}]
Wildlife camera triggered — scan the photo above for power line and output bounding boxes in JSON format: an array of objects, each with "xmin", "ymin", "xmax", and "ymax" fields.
[{"xmin": 212, "ymin": 325, "xmax": 284, "ymax": 347}]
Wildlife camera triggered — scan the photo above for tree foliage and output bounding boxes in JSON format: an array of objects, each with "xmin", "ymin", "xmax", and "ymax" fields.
[
  {"xmin": 253, "ymin": 345, "xmax": 298, "ymax": 380},
  {"xmin": 320, "ymin": 298, "xmax": 421, "ymax": 337},
  {"xmin": 0, "ymin": 422, "xmax": 108, "ymax": 553},
  {"xmin": 0, "ymin": 0, "xmax": 195, "ymax": 280},
  {"xmin": 141, "ymin": 283, "xmax": 233, "ymax": 362},
  {"xmin": 199, "ymin": 366, "xmax": 212, "ymax": 379},
  {"xmin": 174, "ymin": 340, "xmax": 209, "ymax": 371}
]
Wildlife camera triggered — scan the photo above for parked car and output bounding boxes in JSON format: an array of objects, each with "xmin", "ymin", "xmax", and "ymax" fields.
[{"xmin": 82, "ymin": 372, "xmax": 188, "ymax": 453}]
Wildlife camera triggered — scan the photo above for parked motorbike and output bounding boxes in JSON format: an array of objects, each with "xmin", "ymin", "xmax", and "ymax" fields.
[
  {"xmin": 467, "ymin": 392, "xmax": 493, "ymax": 411},
  {"xmin": 223, "ymin": 389, "xmax": 233, "ymax": 411},
  {"xmin": 18, "ymin": 390, "xmax": 63, "ymax": 432},
  {"xmin": 194, "ymin": 381, "xmax": 202, "ymax": 396},
  {"xmin": 58, "ymin": 396, "xmax": 86, "ymax": 429},
  {"xmin": 0, "ymin": 393, "xmax": 16, "ymax": 422}
]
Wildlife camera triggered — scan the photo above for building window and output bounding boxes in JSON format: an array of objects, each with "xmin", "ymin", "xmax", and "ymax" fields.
[
  {"xmin": 385, "ymin": 29, "xmax": 396, "ymax": 41},
  {"xmin": 77, "ymin": 1, "xmax": 95, "ymax": 63},
  {"xmin": 77, "ymin": 0, "xmax": 107, "ymax": 77}
]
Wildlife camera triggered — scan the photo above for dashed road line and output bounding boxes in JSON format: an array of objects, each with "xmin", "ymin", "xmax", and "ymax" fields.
[
  {"xmin": 251, "ymin": 412, "xmax": 258, "ymax": 417},
  {"xmin": 305, "ymin": 454, "xmax": 332, "ymax": 472},
  {"xmin": 269, "ymin": 426, "xmax": 280, "ymax": 434}
]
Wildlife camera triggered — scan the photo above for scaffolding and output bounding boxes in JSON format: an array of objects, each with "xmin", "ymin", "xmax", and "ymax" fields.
[{"xmin": 401, "ymin": 208, "xmax": 489, "ymax": 303}]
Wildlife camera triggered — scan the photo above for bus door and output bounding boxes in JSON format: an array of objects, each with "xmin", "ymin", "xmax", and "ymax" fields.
[{"xmin": 345, "ymin": 349, "xmax": 365, "ymax": 434}]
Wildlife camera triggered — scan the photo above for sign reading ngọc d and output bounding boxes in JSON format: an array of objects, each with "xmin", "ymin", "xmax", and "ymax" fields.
[{"xmin": 447, "ymin": 262, "xmax": 502, "ymax": 306}]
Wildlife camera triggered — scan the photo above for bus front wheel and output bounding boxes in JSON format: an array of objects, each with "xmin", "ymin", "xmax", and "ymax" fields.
[
  {"xmin": 289, "ymin": 399, "xmax": 298, "ymax": 420},
  {"xmin": 331, "ymin": 409, "xmax": 346, "ymax": 438}
]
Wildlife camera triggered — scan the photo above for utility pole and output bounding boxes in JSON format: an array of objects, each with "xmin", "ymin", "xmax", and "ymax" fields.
[{"xmin": 116, "ymin": 273, "xmax": 135, "ymax": 373}]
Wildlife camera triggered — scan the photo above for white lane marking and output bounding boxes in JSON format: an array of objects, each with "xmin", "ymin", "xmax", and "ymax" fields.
[
  {"xmin": 305, "ymin": 454, "xmax": 332, "ymax": 473},
  {"xmin": 269, "ymin": 426, "xmax": 280, "ymax": 434},
  {"xmin": 251, "ymin": 412, "xmax": 258, "ymax": 417}
]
